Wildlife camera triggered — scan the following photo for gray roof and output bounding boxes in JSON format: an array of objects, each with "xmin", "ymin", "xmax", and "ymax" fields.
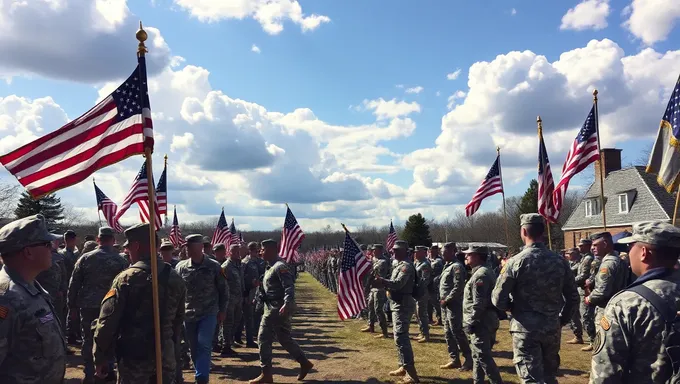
[{"xmin": 562, "ymin": 166, "xmax": 675, "ymax": 230}]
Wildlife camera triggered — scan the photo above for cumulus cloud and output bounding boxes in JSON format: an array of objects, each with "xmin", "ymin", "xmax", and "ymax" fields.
[
  {"xmin": 623, "ymin": 0, "xmax": 680, "ymax": 45},
  {"xmin": 405, "ymin": 86, "xmax": 424, "ymax": 94},
  {"xmin": 361, "ymin": 98, "xmax": 421, "ymax": 120},
  {"xmin": 251, "ymin": 44, "xmax": 261, "ymax": 53},
  {"xmin": 170, "ymin": 133, "xmax": 195, "ymax": 152},
  {"xmin": 511, "ymin": 8, "xmax": 517, "ymax": 15},
  {"xmin": 447, "ymin": 69, "xmax": 462, "ymax": 80},
  {"xmin": 560, "ymin": 0, "xmax": 610, "ymax": 31}
]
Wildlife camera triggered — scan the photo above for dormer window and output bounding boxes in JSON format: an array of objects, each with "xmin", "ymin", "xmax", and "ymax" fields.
[
  {"xmin": 585, "ymin": 198, "xmax": 601, "ymax": 217},
  {"xmin": 618, "ymin": 194, "xmax": 629, "ymax": 214}
]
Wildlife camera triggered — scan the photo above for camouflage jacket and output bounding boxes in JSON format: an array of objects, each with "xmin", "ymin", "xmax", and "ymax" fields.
[
  {"xmin": 463, "ymin": 265, "xmax": 499, "ymax": 331},
  {"xmin": 414, "ymin": 259, "xmax": 433, "ymax": 296},
  {"xmin": 68, "ymin": 245, "xmax": 128, "ymax": 309},
  {"xmin": 589, "ymin": 254, "xmax": 628, "ymax": 308},
  {"xmin": 222, "ymin": 258, "xmax": 244, "ymax": 299},
  {"xmin": 370, "ymin": 257, "xmax": 391, "ymax": 292},
  {"xmin": 575, "ymin": 254, "xmax": 594, "ymax": 289},
  {"xmin": 262, "ymin": 257, "xmax": 295, "ymax": 311},
  {"xmin": 175, "ymin": 255, "xmax": 228, "ymax": 322},
  {"xmin": 440, "ymin": 260, "xmax": 467, "ymax": 305},
  {"xmin": 58, "ymin": 247, "xmax": 80, "ymax": 280},
  {"xmin": 36, "ymin": 252, "xmax": 67, "ymax": 301},
  {"xmin": 384, "ymin": 260, "xmax": 416, "ymax": 309}
]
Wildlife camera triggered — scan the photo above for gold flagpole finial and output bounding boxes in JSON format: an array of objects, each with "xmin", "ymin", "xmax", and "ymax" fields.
[
  {"xmin": 593, "ymin": 89, "xmax": 598, "ymax": 102},
  {"xmin": 496, "ymin": 146, "xmax": 501, "ymax": 155},
  {"xmin": 537, "ymin": 115, "xmax": 543, "ymax": 134},
  {"xmin": 164, "ymin": 154, "xmax": 168, "ymax": 166},
  {"xmin": 136, "ymin": 21, "xmax": 148, "ymax": 55}
]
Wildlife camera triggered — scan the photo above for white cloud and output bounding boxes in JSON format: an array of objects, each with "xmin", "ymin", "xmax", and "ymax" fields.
[
  {"xmin": 251, "ymin": 44, "xmax": 261, "ymax": 53},
  {"xmin": 361, "ymin": 98, "xmax": 421, "ymax": 120},
  {"xmin": 170, "ymin": 132, "xmax": 195, "ymax": 152},
  {"xmin": 446, "ymin": 90, "xmax": 467, "ymax": 110},
  {"xmin": 405, "ymin": 86, "xmax": 424, "ymax": 94},
  {"xmin": 623, "ymin": 0, "xmax": 680, "ymax": 45},
  {"xmin": 447, "ymin": 69, "xmax": 462, "ymax": 80},
  {"xmin": 560, "ymin": 0, "xmax": 610, "ymax": 31},
  {"xmin": 174, "ymin": 0, "xmax": 330, "ymax": 34},
  {"xmin": 511, "ymin": 8, "xmax": 517, "ymax": 15}
]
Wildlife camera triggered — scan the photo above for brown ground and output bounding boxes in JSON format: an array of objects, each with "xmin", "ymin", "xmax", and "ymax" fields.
[{"xmin": 65, "ymin": 272, "xmax": 591, "ymax": 383}]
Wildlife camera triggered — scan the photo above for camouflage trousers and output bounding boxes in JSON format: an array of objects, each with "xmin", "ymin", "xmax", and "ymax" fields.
[
  {"xmin": 581, "ymin": 294, "xmax": 596, "ymax": 342},
  {"xmin": 221, "ymin": 297, "xmax": 243, "ymax": 348},
  {"xmin": 569, "ymin": 302, "xmax": 583, "ymax": 339},
  {"xmin": 67, "ymin": 307, "xmax": 81, "ymax": 341},
  {"xmin": 243, "ymin": 291, "xmax": 258, "ymax": 344},
  {"xmin": 443, "ymin": 304, "xmax": 471, "ymax": 361},
  {"xmin": 414, "ymin": 295, "xmax": 430, "ymax": 338},
  {"xmin": 258, "ymin": 306, "xmax": 305, "ymax": 368},
  {"xmin": 391, "ymin": 299, "xmax": 415, "ymax": 368},
  {"xmin": 467, "ymin": 326, "xmax": 502, "ymax": 384},
  {"xmin": 118, "ymin": 338, "xmax": 176, "ymax": 384},
  {"xmin": 367, "ymin": 289, "xmax": 387, "ymax": 332},
  {"xmin": 80, "ymin": 308, "xmax": 105, "ymax": 378},
  {"xmin": 511, "ymin": 330, "xmax": 561, "ymax": 384},
  {"xmin": 428, "ymin": 290, "xmax": 441, "ymax": 322}
]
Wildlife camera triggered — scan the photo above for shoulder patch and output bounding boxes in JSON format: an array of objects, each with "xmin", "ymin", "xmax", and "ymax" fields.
[
  {"xmin": 401, "ymin": 267, "xmax": 408, "ymax": 273},
  {"xmin": 103, "ymin": 289, "xmax": 116, "ymax": 301},
  {"xmin": 221, "ymin": 269, "xmax": 228, "ymax": 279},
  {"xmin": 600, "ymin": 315, "xmax": 611, "ymax": 331},
  {"xmin": 0, "ymin": 305, "xmax": 8, "ymax": 319},
  {"xmin": 600, "ymin": 267, "xmax": 609, "ymax": 275},
  {"xmin": 279, "ymin": 267, "xmax": 290, "ymax": 274},
  {"xmin": 475, "ymin": 280, "xmax": 484, "ymax": 286}
]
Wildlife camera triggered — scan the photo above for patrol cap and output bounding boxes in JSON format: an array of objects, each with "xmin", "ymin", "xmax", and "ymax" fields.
[
  {"xmin": 98, "ymin": 226, "xmax": 115, "ymax": 238},
  {"xmin": 415, "ymin": 245, "xmax": 428, "ymax": 251},
  {"xmin": 430, "ymin": 244, "xmax": 439, "ymax": 249},
  {"xmin": 84, "ymin": 234, "xmax": 96, "ymax": 242},
  {"xmin": 520, "ymin": 213, "xmax": 544, "ymax": 226},
  {"xmin": 617, "ymin": 221, "xmax": 680, "ymax": 248},
  {"xmin": 261, "ymin": 239, "xmax": 277, "ymax": 248},
  {"xmin": 185, "ymin": 234, "xmax": 204, "ymax": 244},
  {"xmin": 462, "ymin": 245, "xmax": 488, "ymax": 254},
  {"xmin": 202, "ymin": 236, "xmax": 211, "ymax": 245},
  {"xmin": 160, "ymin": 241, "xmax": 174, "ymax": 250},
  {"xmin": 0, "ymin": 215, "xmax": 60, "ymax": 255},
  {"xmin": 577, "ymin": 238, "xmax": 592, "ymax": 246},
  {"xmin": 229, "ymin": 243, "xmax": 240, "ymax": 252},
  {"xmin": 367, "ymin": 244, "xmax": 374, "ymax": 251},
  {"xmin": 360, "ymin": 244, "xmax": 367, "ymax": 251},
  {"xmin": 392, "ymin": 240, "xmax": 408, "ymax": 250},
  {"xmin": 82, "ymin": 240, "xmax": 98, "ymax": 253},
  {"xmin": 590, "ymin": 232, "xmax": 612, "ymax": 241},
  {"xmin": 64, "ymin": 229, "xmax": 77, "ymax": 239},
  {"xmin": 373, "ymin": 244, "xmax": 384, "ymax": 250},
  {"xmin": 247, "ymin": 241, "xmax": 259, "ymax": 249},
  {"xmin": 123, "ymin": 223, "xmax": 157, "ymax": 245},
  {"xmin": 443, "ymin": 242, "xmax": 456, "ymax": 249}
]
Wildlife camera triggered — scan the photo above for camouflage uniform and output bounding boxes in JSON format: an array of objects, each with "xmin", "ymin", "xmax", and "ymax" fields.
[
  {"xmin": 367, "ymin": 248, "xmax": 391, "ymax": 334},
  {"xmin": 463, "ymin": 254, "xmax": 501, "ymax": 384},
  {"xmin": 568, "ymin": 257, "xmax": 583, "ymax": 340},
  {"xmin": 221, "ymin": 257, "xmax": 243, "ymax": 351},
  {"xmin": 429, "ymin": 255, "xmax": 444, "ymax": 323},
  {"xmin": 414, "ymin": 256, "xmax": 432, "ymax": 339},
  {"xmin": 242, "ymin": 252, "xmax": 262, "ymax": 345},
  {"xmin": 68, "ymin": 236, "xmax": 128, "ymax": 380},
  {"xmin": 575, "ymin": 250, "xmax": 596, "ymax": 343},
  {"xmin": 588, "ymin": 251, "xmax": 629, "ymax": 327},
  {"xmin": 440, "ymin": 257, "xmax": 472, "ymax": 365},
  {"xmin": 383, "ymin": 257, "xmax": 417, "ymax": 372},
  {"xmin": 0, "ymin": 215, "xmax": 66, "ymax": 384},
  {"xmin": 492, "ymin": 214, "xmax": 579, "ymax": 384},
  {"xmin": 37, "ymin": 250, "xmax": 68, "ymax": 330},
  {"xmin": 60, "ymin": 244, "xmax": 81, "ymax": 342}
]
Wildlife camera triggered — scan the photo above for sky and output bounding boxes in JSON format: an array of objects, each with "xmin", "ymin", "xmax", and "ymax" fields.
[{"xmin": 0, "ymin": 0, "xmax": 679, "ymax": 232}]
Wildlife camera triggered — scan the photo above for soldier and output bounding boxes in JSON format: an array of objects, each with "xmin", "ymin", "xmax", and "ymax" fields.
[
  {"xmin": 374, "ymin": 240, "xmax": 420, "ymax": 383},
  {"xmin": 159, "ymin": 240, "xmax": 179, "ymax": 268},
  {"xmin": 429, "ymin": 244, "xmax": 444, "ymax": 326},
  {"xmin": 362, "ymin": 244, "xmax": 391, "ymax": 338},
  {"xmin": 0, "ymin": 215, "xmax": 66, "ymax": 383},
  {"xmin": 202, "ymin": 236, "xmax": 214, "ymax": 258},
  {"xmin": 92, "ymin": 223, "xmax": 186, "ymax": 383},
  {"xmin": 60, "ymin": 230, "xmax": 81, "ymax": 345},
  {"xmin": 68, "ymin": 226, "xmax": 128, "ymax": 383},
  {"xmin": 565, "ymin": 247, "xmax": 584, "ymax": 345},
  {"xmin": 413, "ymin": 245, "xmax": 432, "ymax": 343},
  {"xmin": 590, "ymin": 221, "xmax": 680, "ymax": 382},
  {"xmin": 213, "ymin": 243, "xmax": 227, "ymax": 264},
  {"xmin": 242, "ymin": 242, "xmax": 263, "ymax": 348},
  {"xmin": 82, "ymin": 240, "xmax": 98, "ymax": 254},
  {"xmin": 221, "ymin": 243, "xmax": 243, "ymax": 356},
  {"xmin": 37, "ymin": 240, "xmax": 68, "ymax": 332},
  {"xmin": 462, "ymin": 245, "xmax": 502, "ymax": 384},
  {"xmin": 439, "ymin": 242, "xmax": 472, "ymax": 371},
  {"xmin": 211, "ymin": 243, "xmax": 228, "ymax": 353},
  {"xmin": 492, "ymin": 213, "xmax": 579, "ymax": 384},
  {"xmin": 574, "ymin": 238, "xmax": 595, "ymax": 350},
  {"xmin": 327, "ymin": 252, "xmax": 336, "ymax": 293},
  {"xmin": 249, "ymin": 239, "xmax": 313, "ymax": 384},
  {"xmin": 176, "ymin": 234, "xmax": 228, "ymax": 384}
]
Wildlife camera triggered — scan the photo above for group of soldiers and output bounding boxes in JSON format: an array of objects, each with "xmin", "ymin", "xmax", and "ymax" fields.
[{"xmin": 0, "ymin": 214, "xmax": 313, "ymax": 384}]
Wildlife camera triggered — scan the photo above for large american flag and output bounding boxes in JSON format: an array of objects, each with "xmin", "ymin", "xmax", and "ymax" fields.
[
  {"xmin": 465, "ymin": 155, "xmax": 504, "ymax": 217},
  {"xmin": 94, "ymin": 182, "xmax": 124, "ymax": 232},
  {"xmin": 169, "ymin": 206, "xmax": 185, "ymax": 248},
  {"xmin": 280, "ymin": 206, "xmax": 305, "ymax": 263},
  {"xmin": 338, "ymin": 230, "xmax": 371, "ymax": 320},
  {"xmin": 553, "ymin": 106, "xmax": 600, "ymax": 214},
  {"xmin": 386, "ymin": 220, "xmax": 397, "ymax": 251},
  {"xmin": 114, "ymin": 161, "xmax": 162, "ymax": 230},
  {"xmin": 211, "ymin": 210, "xmax": 231, "ymax": 247},
  {"xmin": 538, "ymin": 128, "xmax": 558, "ymax": 223},
  {"xmin": 0, "ymin": 58, "xmax": 153, "ymax": 198},
  {"xmin": 156, "ymin": 162, "xmax": 167, "ymax": 216}
]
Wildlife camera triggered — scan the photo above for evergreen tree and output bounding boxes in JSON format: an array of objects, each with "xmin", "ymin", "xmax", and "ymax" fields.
[
  {"xmin": 15, "ymin": 191, "xmax": 64, "ymax": 231},
  {"xmin": 400, "ymin": 213, "xmax": 432, "ymax": 247},
  {"xmin": 518, "ymin": 179, "xmax": 539, "ymax": 215}
]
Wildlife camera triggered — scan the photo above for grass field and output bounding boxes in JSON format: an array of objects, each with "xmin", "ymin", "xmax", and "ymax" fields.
[{"xmin": 65, "ymin": 272, "xmax": 592, "ymax": 383}]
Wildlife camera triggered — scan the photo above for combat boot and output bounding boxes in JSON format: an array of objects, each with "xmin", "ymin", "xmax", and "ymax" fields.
[
  {"xmin": 440, "ymin": 358, "xmax": 461, "ymax": 369},
  {"xmin": 389, "ymin": 367, "xmax": 407, "ymax": 377},
  {"xmin": 567, "ymin": 336, "xmax": 584, "ymax": 344},
  {"xmin": 459, "ymin": 357, "xmax": 473, "ymax": 372},
  {"xmin": 581, "ymin": 344, "xmax": 594, "ymax": 352},
  {"xmin": 297, "ymin": 356, "xmax": 314, "ymax": 380},
  {"xmin": 403, "ymin": 366, "xmax": 420, "ymax": 383},
  {"xmin": 417, "ymin": 335, "xmax": 430, "ymax": 343},
  {"xmin": 374, "ymin": 330, "xmax": 389, "ymax": 339},
  {"xmin": 248, "ymin": 367, "xmax": 274, "ymax": 384},
  {"xmin": 360, "ymin": 325, "xmax": 374, "ymax": 333}
]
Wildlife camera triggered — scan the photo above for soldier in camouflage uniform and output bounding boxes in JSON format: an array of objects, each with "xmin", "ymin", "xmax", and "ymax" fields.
[
  {"xmin": 429, "ymin": 244, "xmax": 444, "ymax": 326},
  {"xmin": 160, "ymin": 240, "xmax": 189, "ymax": 382},
  {"xmin": 374, "ymin": 240, "xmax": 420, "ymax": 383},
  {"xmin": 462, "ymin": 245, "xmax": 502, "ymax": 384},
  {"xmin": 242, "ymin": 241, "xmax": 263, "ymax": 348},
  {"xmin": 60, "ymin": 229, "xmax": 81, "ymax": 344},
  {"xmin": 439, "ymin": 242, "xmax": 472, "ymax": 371},
  {"xmin": 0, "ymin": 215, "xmax": 66, "ymax": 384},
  {"xmin": 220, "ymin": 244, "xmax": 243, "ymax": 356},
  {"xmin": 211, "ymin": 243, "xmax": 228, "ymax": 353},
  {"xmin": 327, "ymin": 253, "xmax": 336, "ymax": 293},
  {"xmin": 68, "ymin": 227, "xmax": 128, "ymax": 383},
  {"xmin": 202, "ymin": 237, "xmax": 214, "ymax": 259},
  {"xmin": 362, "ymin": 244, "xmax": 391, "ymax": 338},
  {"xmin": 93, "ymin": 223, "xmax": 186, "ymax": 383},
  {"xmin": 176, "ymin": 234, "xmax": 229, "ymax": 384},
  {"xmin": 574, "ymin": 238, "xmax": 595, "ymax": 350},
  {"xmin": 249, "ymin": 239, "xmax": 313, "ymax": 384},
  {"xmin": 413, "ymin": 246, "xmax": 432, "ymax": 343},
  {"xmin": 590, "ymin": 221, "xmax": 680, "ymax": 383},
  {"xmin": 565, "ymin": 247, "xmax": 584, "ymax": 345},
  {"xmin": 37, "ymin": 242, "xmax": 68, "ymax": 332},
  {"xmin": 492, "ymin": 213, "xmax": 579, "ymax": 384}
]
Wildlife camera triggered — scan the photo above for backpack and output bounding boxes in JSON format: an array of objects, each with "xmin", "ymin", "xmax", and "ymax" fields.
[{"xmin": 627, "ymin": 284, "xmax": 680, "ymax": 383}]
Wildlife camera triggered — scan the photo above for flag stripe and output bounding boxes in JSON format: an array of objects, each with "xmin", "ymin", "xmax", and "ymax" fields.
[
  {"xmin": 337, "ymin": 232, "xmax": 370, "ymax": 320},
  {"xmin": 280, "ymin": 207, "xmax": 305, "ymax": 263}
]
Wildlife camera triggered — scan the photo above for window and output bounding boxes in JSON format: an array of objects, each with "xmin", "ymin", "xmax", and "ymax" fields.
[
  {"xmin": 618, "ymin": 194, "xmax": 629, "ymax": 214},
  {"xmin": 585, "ymin": 198, "xmax": 601, "ymax": 217}
]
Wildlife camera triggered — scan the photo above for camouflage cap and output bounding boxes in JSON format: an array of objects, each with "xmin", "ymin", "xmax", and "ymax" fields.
[
  {"xmin": 462, "ymin": 245, "xmax": 489, "ymax": 254},
  {"xmin": 64, "ymin": 229, "xmax": 76, "ymax": 239},
  {"xmin": 124, "ymin": 223, "xmax": 154, "ymax": 244},
  {"xmin": 261, "ymin": 239, "xmax": 277, "ymax": 248},
  {"xmin": 367, "ymin": 244, "xmax": 374, "ymax": 251},
  {"xmin": 212, "ymin": 243, "xmax": 226, "ymax": 252},
  {"xmin": 229, "ymin": 243, "xmax": 240, "ymax": 252},
  {"xmin": 373, "ymin": 244, "xmax": 384, "ymax": 250},
  {"xmin": 359, "ymin": 244, "xmax": 367, "ymax": 251},
  {"xmin": 247, "ymin": 241, "xmax": 259, "ymax": 249},
  {"xmin": 430, "ymin": 244, "xmax": 439, "ymax": 249},
  {"xmin": 443, "ymin": 242, "xmax": 456, "ymax": 249},
  {"xmin": 617, "ymin": 221, "xmax": 680, "ymax": 248},
  {"xmin": 98, "ymin": 226, "xmax": 115, "ymax": 237},
  {"xmin": 82, "ymin": 240, "xmax": 98, "ymax": 253},
  {"xmin": 185, "ymin": 234, "xmax": 203, "ymax": 244},
  {"xmin": 0, "ymin": 215, "xmax": 61, "ymax": 255},
  {"xmin": 414, "ymin": 245, "xmax": 428, "ymax": 251},
  {"xmin": 577, "ymin": 238, "xmax": 592, "ymax": 246},
  {"xmin": 159, "ymin": 240, "xmax": 174, "ymax": 250},
  {"xmin": 202, "ymin": 236, "xmax": 211, "ymax": 245},
  {"xmin": 520, "ymin": 213, "xmax": 544, "ymax": 226},
  {"xmin": 392, "ymin": 240, "xmax": 408, "ymax": 250},
  {"xmin": 590, "ymin": 232, "xmax": 612, "ymax": 241},
  {"xmin": 84, "ymin": 234, "xmax": 96, "ymax": 242}
]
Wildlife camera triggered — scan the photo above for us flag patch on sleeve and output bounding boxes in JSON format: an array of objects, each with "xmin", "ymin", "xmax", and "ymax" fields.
[
  {"xmin": 103, "ymin": 289, "xmax": 116, "ymax": 301},
  {"xmin": 0, "ymin": 305, "xmax": 8, "ymax": 319}
]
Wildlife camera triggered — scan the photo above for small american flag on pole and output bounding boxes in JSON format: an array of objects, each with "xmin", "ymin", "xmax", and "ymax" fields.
[
  {"xmin": 115, "ymin": 161, "xmax": 162, "ymax": 230},
  {"xmin": 338, "ymin": 228, "xmax": 371, "ymax": 320},
  {"xmin": 280, "ymin": 206, "xmax": 305, "ymax": 263},
  {"xmin": 226, "ymin": 218, "xmax": 238, "ymax": 248},
  {"xmin": 386, "ymin": 220, "xmax": 397, "ymax": 251},
  {"xmin": 169, "ymin": 206, "xmax": 185, "ymax": 247},
  {"xmin": 155, "ymin": 160, "xmax": 167, "ymax": 216},
  {"xmin": 537, "ymin": 123, "xmax": 558, "ymax": 223},
  {"xmin": 465, "ymin": 156, "xmax": 504, "ymax": 217},
  {"xmin": 94, "ymin": 181, "xmax": 123, "ymax": 232},
  {"xmin": 553, "ymin": 106, "xmax": 600, "ymax": 214},
  {"xmin": 0, "ymin": 58, "xmax": 153, "ymax": 198},
  {"xmin": 212, "ymin": 209, "xmax": 230, "ymax": 247}
]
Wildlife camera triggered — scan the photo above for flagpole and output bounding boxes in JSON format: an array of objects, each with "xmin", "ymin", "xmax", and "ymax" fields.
[
  {"xmin": 537, "ymin": 117, "xmax": 553, "ymax": 250},
  {"xmin": 93, "ymin": 178, "xmax": 103, "ymax": 227},
  {"xmin": 137, "ymin": 23, "xmax": 163, "ymax": 384},
  {"xmin": 163, "ymin": 154, "xmax": 168, "ymax": 223},
  {"xmin": 593, "ymin": 89, "xmax": 607, "ymax": 231},
  {"xmin": 497, "ymin": 147, "xmax": 510, "ymax": 247}
]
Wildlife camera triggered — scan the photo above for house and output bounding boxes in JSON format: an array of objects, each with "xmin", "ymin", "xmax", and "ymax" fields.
[{"xmin": 561, "ymin": 148, "xmax": 676, "ymax": 249}]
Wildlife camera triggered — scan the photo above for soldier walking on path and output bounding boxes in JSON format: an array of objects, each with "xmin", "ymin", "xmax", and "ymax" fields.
[
  {"xmin": 439, "ymin": 242, "xmax": 472, "ymax": 371},
  {"xmin": 0, "ymin": 215, "xmax": 66, "ymax": 384},
  {"xmin": 462, "ymin": 245, "xmax": 503, "ymax": 384},
  {"xmin": 492, "ymin": 213, "xmax": 579, "ymax": 384},
  {"xmin": 249, "ymin": 239, "xmax": 313, "ymax": 384},
  {"xmin": 413, "ymin": 246, "xmax": 432, "ymax": 343},
  {"xmin": 374, "ymin": 240, "xmax": 420, "ymax": 383},
  {"xmin": 220, "ymin": 244, "xmax": 244, "ymax": 357},
  {"xmin": 362, "ymin": 244, "xmax": 391, "ymax": 338},
  {"xmin": 574, "ymin": 238, "xmax": 595, "ymax": 349},
  {"xmin": 92, "ymin": 223, "xmax": 186, "ymax": 383},
  {"xmin": 242, "ymin": 242, "xmax": 263, "ymax": 348}
]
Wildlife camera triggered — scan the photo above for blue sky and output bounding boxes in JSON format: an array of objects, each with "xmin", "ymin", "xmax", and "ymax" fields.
[{"xmin": 0, "ymin": 0, "xmax": 678, "ymax": 231}]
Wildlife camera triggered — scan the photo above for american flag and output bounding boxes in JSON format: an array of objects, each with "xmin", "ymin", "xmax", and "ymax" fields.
[
  {"xmin": 114, "ymin": 161, "xmax": 162, "ymax": 230},
  {"xmin": 226, "ymin": 218, "xmax": 238, "ymax": 248},
  {"xmin": 94, "ymin": 181, "xmax": 124, "ymax": 232},
  {"xmin": 0, "ymin": 58, "xmax": 153, "ymax": 198},
  {"xmin": 156, "ymin": 161, "xmax": 167, "ymax": 216},
  {"xmin": 280, "ymin": 206, "xmax": 305, "ymax": 263},
  {"xmin": 538, "ymin": 128, "xmax": 558, "ymax": 223},
  {"xmin": 211, "ymin": 210, "xmax": 231, "ymax": 247},
  {"xmin": 238, "ymin": 232, "xmax": 245, "ymax": 246},
  {"xmin": 553, "ymin": 106, "xmax": 600, "ymax": 214},
  {"xmin": 169, "ymin": 206, "xmax": 185, "ymax": 248},
  {"xmin": 338, "ymin": 230, "xmax": 371, "ymax": 320},
  {"xmin": 465, "ymin": 155, "xmax": 504, "ymax": 217},
  {"xmin": 386, "ymin": 220, "xmax": 397, "ymax": 251}
]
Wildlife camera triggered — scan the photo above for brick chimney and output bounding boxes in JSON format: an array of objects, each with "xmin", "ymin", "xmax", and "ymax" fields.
[{"xmin": 594, "ymin": 148, "xmax": 622, "ymax": 181}]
